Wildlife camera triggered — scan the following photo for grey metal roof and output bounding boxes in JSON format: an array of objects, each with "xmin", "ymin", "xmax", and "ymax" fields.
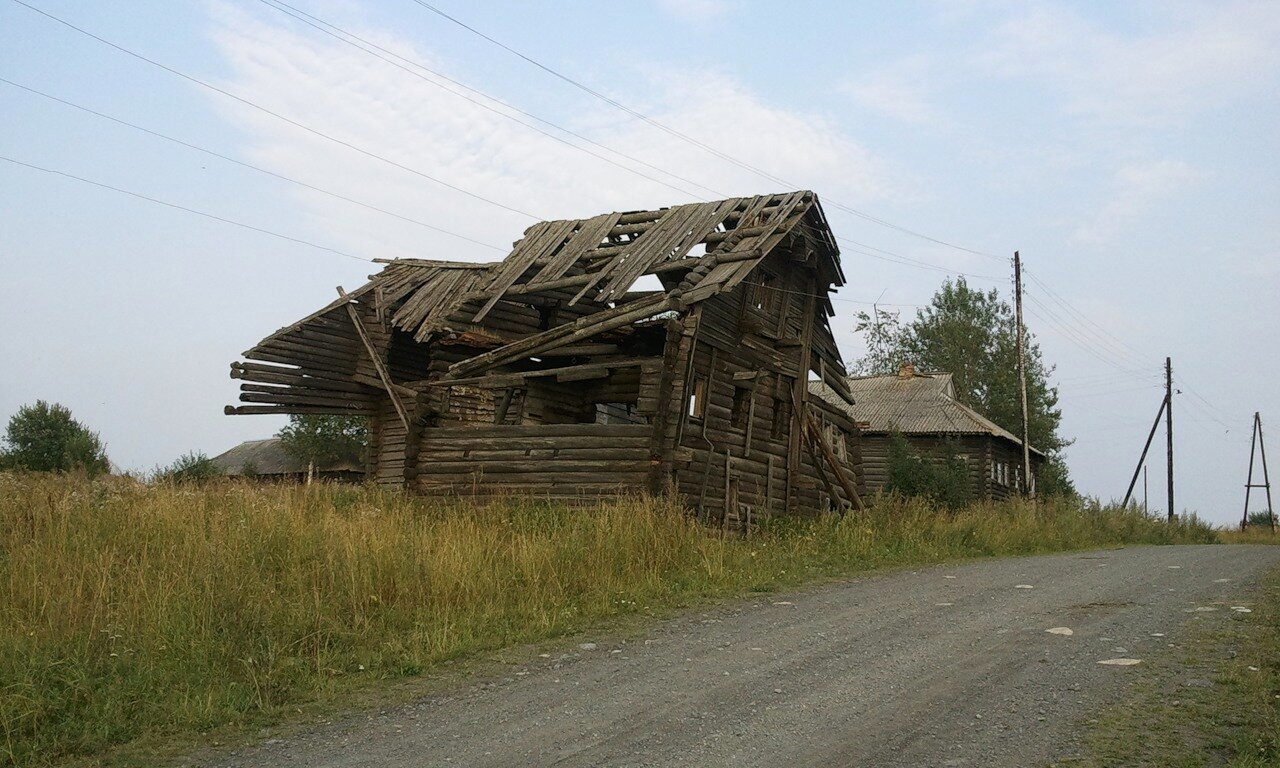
[
  {"xmin": 209, "ymin": 438, "xmax": 363, "ymax": 476},
  {"xmin": 809, "ymin": 372, "xmax": 1045, "ymax": 456}
]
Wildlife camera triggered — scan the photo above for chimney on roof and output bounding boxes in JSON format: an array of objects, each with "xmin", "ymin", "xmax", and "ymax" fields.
[{"xmin": 898, "ymin": 362, "xmax": 916, "ymax": 379}]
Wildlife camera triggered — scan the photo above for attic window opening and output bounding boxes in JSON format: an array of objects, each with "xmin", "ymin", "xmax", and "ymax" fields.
[{"xmin": 753, "ymin": 273, "xmax": 778, "ymax": 313}]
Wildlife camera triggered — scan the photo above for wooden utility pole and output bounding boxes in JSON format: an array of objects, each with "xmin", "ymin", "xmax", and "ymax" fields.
[
  {"xmin": 1121, "ymin": 394, "xmax": 1167, "ymax": 508},
  {"xmin": 1013, "ymin": 251, "xmax": 1033, "ymax": 497},
  {"xmin": 1165, "ymin": 357, "xmax": 1174, "ymax": 522},
  {"xmin": 1240, "ymin": 412, "xmax": 1275, "ymax": 532}
]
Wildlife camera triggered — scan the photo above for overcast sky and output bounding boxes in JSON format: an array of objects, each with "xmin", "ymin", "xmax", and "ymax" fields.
[{"xmin": 3, "ymin": 0, "xmax": 1277, "ymax": 525}]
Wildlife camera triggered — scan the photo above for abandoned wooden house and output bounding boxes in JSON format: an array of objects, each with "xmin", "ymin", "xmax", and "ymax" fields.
[
  {"xmin": 226, "ymin": 191, "xmax": 865, "ymax": 523},
  {"xmin": 811, "ymin": 363, "xmax": 1043, "ymax": 501}
]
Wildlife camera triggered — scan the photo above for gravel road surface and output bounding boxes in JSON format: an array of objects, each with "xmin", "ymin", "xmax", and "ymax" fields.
[{"xmin": 202, "ymin": 545, "xmax": 1280, "ymax": 768}]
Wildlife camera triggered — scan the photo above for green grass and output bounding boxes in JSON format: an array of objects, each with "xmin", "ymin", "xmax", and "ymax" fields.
[
  {"xmin": 0, "ymin": 472, "xmax": 1218, "ymax": 767},
  {"xmin": 1077, "ymin": 561, "xmax": 1280, "ymax": 767}
]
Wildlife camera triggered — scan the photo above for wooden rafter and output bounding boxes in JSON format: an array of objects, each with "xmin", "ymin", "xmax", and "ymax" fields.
[{"xmin": 337, "ymin": 286, "xmax": 411, "ymax": 432}]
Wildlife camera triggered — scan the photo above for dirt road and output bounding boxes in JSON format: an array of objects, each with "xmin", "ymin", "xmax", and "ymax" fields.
[{"xmin": 202, "ymin": 545, "xmax": 1280, "ymax": 767}]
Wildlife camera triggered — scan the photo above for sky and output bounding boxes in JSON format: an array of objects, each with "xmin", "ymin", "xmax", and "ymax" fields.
[{"xmin": 2, "ymin": 0, "xmax": 1277, "ymax": 526}]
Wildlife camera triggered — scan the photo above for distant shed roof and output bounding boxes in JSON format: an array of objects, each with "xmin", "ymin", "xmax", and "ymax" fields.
[
  {"xmin": 810, "ymin": 369, "xmax": 1044, "ymax": 457},
  {"xmin": 210, "ymin": 438, "xmax": 363, "ymax": 476}
]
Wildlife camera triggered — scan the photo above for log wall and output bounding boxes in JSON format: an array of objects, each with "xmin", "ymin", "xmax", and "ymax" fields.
[{"xmin": 413, "ymin": 423, "xmax": 652, "ymax": 500}]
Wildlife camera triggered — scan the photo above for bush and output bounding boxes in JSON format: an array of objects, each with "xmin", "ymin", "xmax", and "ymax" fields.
[
  {"xmin": 152, "ymin": 451, "xmax": 221, "ymax": 484},
  {"xmin": 885, "ymin": 432, "xmax": 971, "ymax": 510},
  {"xmin": 1245, "ymin": 510, "xmax": 1277, "ymax": 529},
  {"xmin": 1, "ymin": 400, "xmax": 109, "ymax": 477}
]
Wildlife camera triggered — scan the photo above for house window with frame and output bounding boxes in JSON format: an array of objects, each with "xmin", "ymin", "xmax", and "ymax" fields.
[{"xmin": 752, "ymin": 272, "xmax": 778, "ymax": 314}]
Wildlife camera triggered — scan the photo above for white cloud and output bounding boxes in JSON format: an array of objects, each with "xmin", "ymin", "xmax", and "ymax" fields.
[
  {"xmin": 1072, "ymin": 159, "xmax": 1200, "ymax": 245},
  {"xmin": 842, "ymin": 56, "xmax": 938, "ymax": 123},
  {"xmin": 978, "ymin": 1, "xmax": 1280, "ymax": 126},
  {"xmin": 206, "ymin": 3, "xmax": 890, "ymax": 265}
]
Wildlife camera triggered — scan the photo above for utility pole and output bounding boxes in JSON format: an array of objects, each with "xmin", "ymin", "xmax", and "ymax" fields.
[
  {"xmin": 1121, "ymin": 394, "xmax": 1167, "ymax": 508},
  {"xmin": 1165, "ymin": 357, "xmax": 1174, "ymax": 522},
  {"xmin": 1241, "ymin": 412, "xmax": 1275, "ymax": 532},
  {"xmin": 1013, "ymin": 251, "xmax": 1033, "ymax": 497},
  {"xmin": 1143, "ymin": 465, "xmax": 1148, "ymax": 514}
]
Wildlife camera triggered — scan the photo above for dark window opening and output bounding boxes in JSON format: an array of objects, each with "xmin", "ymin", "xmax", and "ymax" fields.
[{"xmin": 730, "ymin": 386, "xmax": 750, "ymax": 430}]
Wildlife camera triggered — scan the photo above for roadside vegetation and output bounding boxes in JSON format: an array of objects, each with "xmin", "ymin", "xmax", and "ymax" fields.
[
  {"xmin": 1, "ymin": 472, "xmax": 1217, "ymax": 767},
  {"xmin": 1080, "ymin": 556, "xmax": 1280, "ymax": 767}
]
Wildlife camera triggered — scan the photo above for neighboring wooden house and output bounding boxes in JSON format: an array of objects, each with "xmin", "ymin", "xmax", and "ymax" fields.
[
  {"xmin": 226, "ymin": 191, "xmax": 864, "ymax": 524},
  {"xmin": 812, "ymin": 364, "xmax": 1043, "ymax": 501},
  {"xmin": 209, "ymin": 437, "xmax": 364, "ymax": 482}
]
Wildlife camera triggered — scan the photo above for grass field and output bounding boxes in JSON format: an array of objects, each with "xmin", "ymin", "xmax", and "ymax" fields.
[{"xmin": 0, "ymin": 472, "xmax": 1220, "ymax": 767}]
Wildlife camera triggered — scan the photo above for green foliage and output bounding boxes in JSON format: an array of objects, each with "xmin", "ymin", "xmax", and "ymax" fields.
[
  {"xmin": 885, "ymin": 432, "xmax": 972, "ymax": 510},
  {"xmin": 850, "ymin": 306, "xmax": 904, "ymax": 375},
  {"xmin": 1246, "ymin": 510, "xmax": 1278, "ymax": 528},
  {"xmin": 277, "ymin": 415, "xmax": 368, "ymax": 468},
  {"xmin": 1, "ymin": 400, "xmax": 109, "ymax": 477},
  {"xmin": 1037, "ymin": 454, "xmax": 1077, "ymax": 499},
  {"xmin": 152, "ymin": 451, "xmax": 222, "ymax": 484},
  {"xmin": 852, "ymin": 277, "xmax": 1074, "ymax": 494}
]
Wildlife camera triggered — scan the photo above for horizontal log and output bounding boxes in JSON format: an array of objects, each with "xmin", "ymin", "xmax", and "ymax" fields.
[
  {"xmin": 224, "ymin": 405, "xmax": 373, "ymax": 416},
  {"xmin": 421, "ymin": 423, "xmax": 650, "ymax": 439}
]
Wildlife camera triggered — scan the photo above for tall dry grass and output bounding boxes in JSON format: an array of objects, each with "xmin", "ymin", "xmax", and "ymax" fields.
[{"xmin": 0, "ymin": 472, "xmax": 1217, "ymax": 766}]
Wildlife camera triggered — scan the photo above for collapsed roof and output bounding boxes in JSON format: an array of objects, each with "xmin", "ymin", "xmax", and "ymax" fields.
[{"xmin": 228, "ymin": 190, "xmax": 854, "ymax": 417}]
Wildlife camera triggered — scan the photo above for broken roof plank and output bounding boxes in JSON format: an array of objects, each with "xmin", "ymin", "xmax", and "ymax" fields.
[
  {"xmin": 446, "ymin": 293, "xmax": 674, "ymax": 379},
  {"xmin": 525, "ymin": 211, "xmax": 622, "ymax": 286},
  {"xmin": 472, "ymin": 218, "xmax": 578, "ymax": 322}
]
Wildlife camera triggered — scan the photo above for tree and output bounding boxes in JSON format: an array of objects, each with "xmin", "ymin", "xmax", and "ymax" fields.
[
  {"xmin": 852, "ymin": 277, "xmax": 1075, "ymax": 497},
  {"xmin": 2, "ymin": 400, "xmax": 110, "ymax": 477},
  {"xmin": 277, "ymin": 415, "xmax": 368, "ymax": 469},
  {"xmin": 153, "ymin": 451, "xmax": 222, "ymax": 484},
  {"xmin": 850, "ymin": 306, "xmax": 903, "ymax": 376}
]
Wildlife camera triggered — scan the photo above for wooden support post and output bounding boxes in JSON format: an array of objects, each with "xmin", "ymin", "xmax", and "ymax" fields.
[
  {"xmin": 337, "ymin": 286, "xmax": 410, "ymax": 432},
  {"xmin": 804, "ymin": 412, "xmax": 865, "ymax": 511},
  {"xmin": 1013, "ymin": 251, "xmax": 1034, "ymax": 497},
  {"xmin": 647, "ymin": 317, "xmax": 684, "ymax": 496},
  {"xmin": 722, "ymin": 451, "xmax": 731, "ymax": 530},
  {"xmin": 785, "ymin": 283, "xmax": 817, "ymax": 513},
  {"xmin": 1121, "ymin": 395, "xmax": 1167, "ymax": 508},
  {"xmin": 1166, "ymin": 356, "xmax": 1175, "ymax": 522}
]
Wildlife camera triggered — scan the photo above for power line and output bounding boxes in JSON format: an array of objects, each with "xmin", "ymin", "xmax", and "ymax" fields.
[
  {"xmin": 409, "ymin": 0, "xmax": 1001, "ymax": 260},
  {"xmin": 11, "ymin": 0, "xmax": 543, "ymax": 221},
  {"xmin": 1, "ymin": 154, "xmax": 369, "ymax": 262},
  {"xmin": 257, "ymin": 0, "xmax": 717, "ymax": 201},
  {"xmin": 258, "ymin": 0, "xmax": 1004, "ymax": 284},
  {"xmin": 1024, "ymin": 270, "xmax": 1157, "ymax": 367},
  {"xmin": 0, "ymin": 76, "xmax": 509, "ymax": 254},
  {"xmin": 1023, "ymin": 296, "xmax": 1152, "ymax": 378}
]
